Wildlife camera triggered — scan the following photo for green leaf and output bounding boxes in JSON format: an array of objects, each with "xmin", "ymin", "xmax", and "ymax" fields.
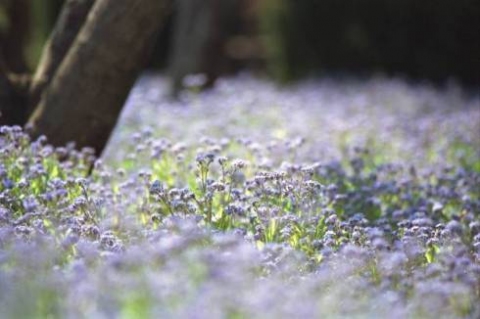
[{"xmin": 425, "ymin": 245, "xmax": 440, "ymax": 264}]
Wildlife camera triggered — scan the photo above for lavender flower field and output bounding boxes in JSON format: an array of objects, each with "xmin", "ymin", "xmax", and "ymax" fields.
[{"xmin": 1, "ymin": 74, "xmax": 479, "ymax": 318}]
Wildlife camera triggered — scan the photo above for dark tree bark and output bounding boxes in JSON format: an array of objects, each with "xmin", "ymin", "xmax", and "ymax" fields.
[
  {"xmin": 29, "ymin": 0, "xmax": 95, "ymax": 114},
  {"xmin": 28, "ymin": 0, "xmax": 171, "ymax": 157}
]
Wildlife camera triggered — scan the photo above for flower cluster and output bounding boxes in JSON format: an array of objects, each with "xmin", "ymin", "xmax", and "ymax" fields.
[{"xmin": 0, "ymin": 75, "xmax": 479, "ymax": 318}]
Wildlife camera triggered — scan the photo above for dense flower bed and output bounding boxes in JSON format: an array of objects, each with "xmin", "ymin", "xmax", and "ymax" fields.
[{"xmin": 1, "ymin": 75, "xmax": 479, "ymax": 318}]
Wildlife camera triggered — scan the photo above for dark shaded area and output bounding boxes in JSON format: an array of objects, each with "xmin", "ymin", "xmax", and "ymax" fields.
[
  {"xmin": 0, "ymin": 71, "xmax": 30, "ymax": 126},
  {"xmin": 1, "ymin": 0, "xmax": 478, "ymax": 87},
  {"xmin": 0, "ymin": 0, "xmax": 30, "ymax": 73},
  {"xmin": 263, "ymin": 0, "xmax": 480, "ymax": 85},
  {"xmin": 148, "ymin": 11, "xmax": 174, "ymax": 70}
]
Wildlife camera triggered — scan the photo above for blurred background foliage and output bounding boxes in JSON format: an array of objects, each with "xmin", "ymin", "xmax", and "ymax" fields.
[
  {"xmin": 1, "ymin": 0, "xmax": 479, "ymax": 85},
  {"xmin": 261, "ymin": 0, "xmax": 480, "ymax": 85},
  {"xmin": 0, "ymin": 0, "xmax": 63, "ymax": 71}
]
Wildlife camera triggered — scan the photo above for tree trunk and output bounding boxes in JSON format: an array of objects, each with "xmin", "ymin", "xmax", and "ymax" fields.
[
  {"xmin": 28, "ymin": 0, "xmax": 170, "ymax": 156},
  {"xmin": 167, "ymin": 0, "xmax": 214, "ymax": 97},
  {"xmin": 167, "ymin": 0, "xmax": 254, "ymax": 98},
  {"xmin": 29, "ymin": 0, "xmax": 95, "ymax": 115}
]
